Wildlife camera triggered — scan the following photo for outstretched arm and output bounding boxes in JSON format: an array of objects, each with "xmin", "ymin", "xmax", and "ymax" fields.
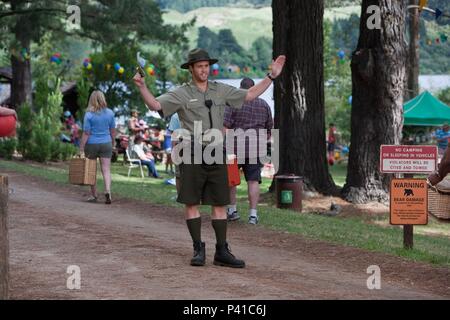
[
  {"xmin": 246, "ymin": 55, "xmax": 286, "ymax": 101},
  {"xmin": 133, "ymin": 73, "xmax": 162, "ymax": 111}
]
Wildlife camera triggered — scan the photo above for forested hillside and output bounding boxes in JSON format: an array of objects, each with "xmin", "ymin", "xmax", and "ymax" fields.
[
  {"xmin": 160, "ymin": 0, "xmax": 449, "ymax": 75},
  {"xmin": 157, "ymin": 0, "xmax": 362, "ymax": 12},
  {"xmin": 156, "ymin": 0, "xmax": 270, "ymax": 12}
]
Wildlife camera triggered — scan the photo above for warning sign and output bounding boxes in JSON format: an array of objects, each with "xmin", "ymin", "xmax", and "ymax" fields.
[
  {"xmin": 380, "ymin": 145, "xmax": 437, "ymax": 173},
  {"xmin": 390, "ymin": 179, "xmax": 428, "ymax": 225}
]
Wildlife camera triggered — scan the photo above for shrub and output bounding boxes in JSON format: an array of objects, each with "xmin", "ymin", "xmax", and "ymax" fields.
[
  {"xmin": 16, "ymin": 103, "xmax": 34, "ymax": 159},
  {"xmin": 0, "ymin": 138, "xmax": 17, "ymax": 160}
]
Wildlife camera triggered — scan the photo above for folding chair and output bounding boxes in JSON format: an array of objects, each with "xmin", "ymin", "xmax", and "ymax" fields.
[{"xmin": 125, "ymin": 148, "xmax": 144, "ymax": 178}]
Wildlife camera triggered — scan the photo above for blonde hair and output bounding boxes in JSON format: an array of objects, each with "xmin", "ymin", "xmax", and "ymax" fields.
[{"xmin": 87, "ymin": 90, "xmax": 107, "ymax": 113}]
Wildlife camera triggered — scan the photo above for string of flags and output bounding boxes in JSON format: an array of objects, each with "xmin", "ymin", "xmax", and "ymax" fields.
[
  {"xmin": 421, "ymin": 33, "xmax": 448, "ymax": 46},
  {"xmin": 419, "ymin": 0, "xmax": 427, "ymax": 12},
  {"xmin": 49, "ymin": 53, "xmax": 63, "ymax": 64},
  {"xmin": 211, "ymin": 63, "xmax": 220, "ymax": 76},
  {"xmin": 412, "ymin": 1, "xmax": 450, "ymax": 20},
  {"xmin": 49, "ymin": 55, "xmax": 261, "ymax": 77},
  {"xmin": 408, "ymin": 2, "xmax": 449, "ymax": 46},
  {"xmin": 331, "ymin": 50, "xmax": 348, "ymax": 65}
]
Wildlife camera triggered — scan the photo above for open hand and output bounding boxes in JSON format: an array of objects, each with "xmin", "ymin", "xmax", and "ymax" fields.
[
  {"xmin": 270, "ymin": 55, "xmax": 286, "ymax": 78},
  {"xmin": 133, "ymin": 72, "xmax": 146, "ymax": 88}
]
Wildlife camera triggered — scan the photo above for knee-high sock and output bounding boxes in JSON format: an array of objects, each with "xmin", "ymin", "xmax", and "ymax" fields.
[
  {"xmin": 212, "ymin": 219, "xmax": 227, "ymax": 246},
  {"xmin": 186, "ymin": 217, "xmax": 202, "ymax": 243}
]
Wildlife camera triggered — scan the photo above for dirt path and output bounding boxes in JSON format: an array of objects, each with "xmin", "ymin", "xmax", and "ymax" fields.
[{"xmin": 4, "ymin": 170, "xmax": 449, "ymax": 299}]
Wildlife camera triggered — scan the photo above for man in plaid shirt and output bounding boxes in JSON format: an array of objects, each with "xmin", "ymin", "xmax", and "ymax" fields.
[{"xmin": 223, "ymin": 77, "xmax": 273, "ymax": 225}]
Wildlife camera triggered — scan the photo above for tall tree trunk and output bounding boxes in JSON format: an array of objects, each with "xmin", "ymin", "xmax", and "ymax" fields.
[
  {"xmin": 407, "ymin": 0, "xmax": 420, "ymax": 100},
  {"xmin": 10, "ymin": 5, "xmax": 33, "ymax": 108},
  {"xmin": 343, "ymin": 0, "xmax": 407, "ymax": 203},
  {"xmin": 272, "ymin": 0, "xmax": 336, "ymax": 195}
]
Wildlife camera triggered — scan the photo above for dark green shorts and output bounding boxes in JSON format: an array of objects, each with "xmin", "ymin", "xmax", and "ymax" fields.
[
  {"xmin": 177, "ymin": 163, "xmax": 230, "ymax": 206},
  {"xmin": 85, "ymin": 143, "xmax": 113, "ymax": 159}
]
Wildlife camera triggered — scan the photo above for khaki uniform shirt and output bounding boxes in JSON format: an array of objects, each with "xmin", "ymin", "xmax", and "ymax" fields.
[{"xmin": 157, "ymin": 81, "xmax": 247, "ymax": 134}]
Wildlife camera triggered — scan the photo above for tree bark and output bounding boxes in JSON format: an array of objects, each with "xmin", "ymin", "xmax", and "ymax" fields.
[
  {"xmin": 407, "ymin": 0, "xmax": 420, "ymax": 101},
  {"xmin": 343, "ymin": 0, "xmax": 407, "ymax": 203},
  {"xmin": 272, "ymin": 0, "xmax": 336, "ymax": 195},
  {"xmin": 0, "ymin": 176, "xmax": 9, "ymax": 300},
  {"xmin": 10, "ymin": 3, "xmax": 33, "ymax": 109}
]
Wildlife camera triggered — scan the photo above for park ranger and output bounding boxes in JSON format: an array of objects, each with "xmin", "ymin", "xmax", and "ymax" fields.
[{"xmin": 133, "ymin": 48, "xmax": 285, "ymax": 268}]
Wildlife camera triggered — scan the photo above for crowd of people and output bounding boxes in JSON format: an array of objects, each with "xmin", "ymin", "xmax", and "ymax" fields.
[
  {"xmin": 126, "ymin": 109, "xmax": 173, "ymax": 174},
  {"xmin": 3, "ymin": 47, "xmax": 449, "ymax": 270}
]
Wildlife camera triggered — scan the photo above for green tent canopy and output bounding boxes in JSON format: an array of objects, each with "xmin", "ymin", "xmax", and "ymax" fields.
[{"xmin": 404, "ymin": 91, "xmax": 450, "ymax": 126}]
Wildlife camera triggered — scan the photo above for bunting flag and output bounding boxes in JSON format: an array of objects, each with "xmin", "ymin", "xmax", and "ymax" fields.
[
  {"xmin": 419, "ymin": 0, "xmax": 428, "ymax": 11},
  {"xmin": 80, "ymin": 60, "xmax": 162, "ymax": 77},
  {"xmin": 435, "ymin": 8, "xmax": 443, "ymax": 20},
  {"xmin": 409, "ymin": 2, "xmax": 450, "ymax": 19}
]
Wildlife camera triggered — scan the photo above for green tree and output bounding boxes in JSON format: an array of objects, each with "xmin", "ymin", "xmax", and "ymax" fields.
[
  {"xmin": 331, "ymin": 14, "xmax": 360, "ymax": 54},
  {"xmin": 79, "ymin": 44, "xmax": 190, "ymax": 119},
  {"xmin": 324, "ymin": 20, "xmax": 352, "ymax": 144},
  {"xmin": 0, "ymin": 0, "xmax": 191, "ymax": 109},
  {"xmin": 250, "ymin": 37, "xmax": 272, "ymax": 72},
  {"xmin": 218, "ymin": 29, "xmax": 244, "ymax": 55},
  {"xmin": 438, "ymin": 87, "xmax": 450, "ymax": 106},
  {"xmin": 156, "ymin": 0, "xmax": 272, "ymax": 12},
  {"xmin": 197, "ymin": 26, "xmax": 220, "ymax": 57}
]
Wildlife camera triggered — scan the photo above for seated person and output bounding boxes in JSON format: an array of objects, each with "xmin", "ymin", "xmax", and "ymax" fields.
[
  {"xmin": 71, "ymin": 121, "xmax": 81, "ymax": 147},
  {"xmin": 132, "ymin": 135, "xmax": 161, "ymax": 178}
]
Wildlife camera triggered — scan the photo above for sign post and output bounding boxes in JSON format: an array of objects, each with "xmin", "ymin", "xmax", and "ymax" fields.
[
  {"xmin": 381, "ymin": 145, "xmax": 437, "ymax": 250},
  {"xmin": 403, "ymin": 173, "xmax": 415, "ymax": 250}
]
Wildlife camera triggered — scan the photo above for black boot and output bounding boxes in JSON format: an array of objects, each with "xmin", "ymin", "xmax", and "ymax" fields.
[
  {"xmin": 214, "ymin": 242, "xmax": 245, "ymax": 268},
  {"xmin": 190, "ymin": 241, "xmax": 205, "ymax": 266}
]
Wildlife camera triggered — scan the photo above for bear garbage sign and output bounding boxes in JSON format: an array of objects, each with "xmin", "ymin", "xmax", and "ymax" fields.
[{"xmin": 390, "ymin": 179, "xmax": 428, "ymax": 225}]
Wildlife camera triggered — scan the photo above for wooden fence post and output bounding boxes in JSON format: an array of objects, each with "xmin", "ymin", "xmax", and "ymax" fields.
[{"xmin": 0, "ymin": 176, "xmax": 9, "ymax": 299}]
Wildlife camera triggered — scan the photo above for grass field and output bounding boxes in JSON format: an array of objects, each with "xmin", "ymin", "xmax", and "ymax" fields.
[{"xmin": 1, "ymin": 158, "xmax": 449, "ymax": 268}]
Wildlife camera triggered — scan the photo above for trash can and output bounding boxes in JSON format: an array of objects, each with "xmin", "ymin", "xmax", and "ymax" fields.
[{"xmin": 275, "ymin": 175, "xmax": 303, "ymax": 212}]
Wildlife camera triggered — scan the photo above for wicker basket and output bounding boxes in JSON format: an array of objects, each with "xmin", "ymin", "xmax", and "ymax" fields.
[
  {"xmin": 428, "ymin": 177, "xmax": 450, "ymax": 220},
  {"xmin": 69, "ymin": 157, "xmax": 97, "ymax": 186}
]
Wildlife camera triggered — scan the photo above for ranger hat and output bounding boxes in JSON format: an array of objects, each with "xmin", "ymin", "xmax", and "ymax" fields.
[{"xmin": 180, "ymin": 48, "xmax": 218, "ymax": 69}]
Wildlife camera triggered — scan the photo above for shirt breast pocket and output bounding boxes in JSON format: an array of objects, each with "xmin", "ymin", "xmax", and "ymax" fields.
[
  {"xmin": 186, "ymin": 100, "xmax": 206, "ymax": 118},
  {"xmin": 214, "ymin": 99, "xmax": 227, "ymax": 117},
  {"xmin": 186, "ymin": 100, "xmax": 204, "ymax": 110}
]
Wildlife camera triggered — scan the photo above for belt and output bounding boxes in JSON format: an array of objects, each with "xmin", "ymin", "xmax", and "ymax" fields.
[{"xmin": 179, "ymin": 134, "xmax": 222, "ymax": 147}]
